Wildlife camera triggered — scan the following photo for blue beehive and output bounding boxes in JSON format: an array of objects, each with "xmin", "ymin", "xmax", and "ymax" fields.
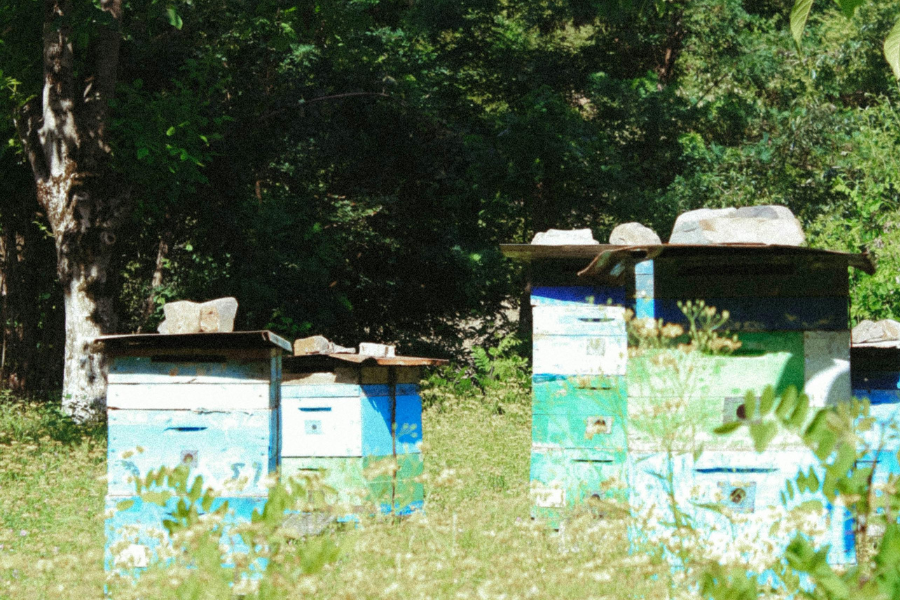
[
  {"xmin": 502, "ymin": 242, "xmax": 875, "ymax": 564},
  {"xmin": 280, "ymin": 353, "xmax": 446, "ymax": 518},
  {"xmin": 98, "ymin": 331, "xmax": 291, "ymax": 571}
]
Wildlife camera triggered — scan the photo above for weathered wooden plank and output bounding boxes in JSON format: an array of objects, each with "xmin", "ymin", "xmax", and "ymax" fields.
[
  {"xmin": 105, "ymin": 495, "xmax": 267, "ymax": 572},
  {"xmin": 281, "ymin": 367, "xmax": 359, "ymax": 385},
  {"xmin": 532, "ymin": 375, "xmax": 627, "ymax": 415},
  {"xmin": 107, "ymin": 409, "xmax": 277, "ymax": 497},
  {"xmin": 108, "ymin": 355, "xmax": 272, "ymax": 384},
  {"xmin": 532, "ymin": 305, "xmax": 626, "ymax": 337},
  {"xmin": 533, "ymin": 334, "xmax": 627, "ymax": 376},
  {"xmin": 804, "ymin": 331, "xmax": 851, "ymax": 407},
  {"xmin": 530, "ymin": 286, "xmax": 627, "ymax": 307},
  {"xmin": 107, "ymin": 382, "xmax": 276, "ymax": 411},
  {"xmin": 649, "ymin": 297, "xmax": 849, "ymax": 331},
  {"xmin": 650, "ymin": 259, "xmax": 849, "ymax": 299},
  {"xmin": 281, "ymin": 396, "xmax": 365, "ymax": 457}
]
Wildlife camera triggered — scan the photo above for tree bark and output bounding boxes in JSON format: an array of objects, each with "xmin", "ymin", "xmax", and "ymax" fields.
[{"xmin": 14, "ymin": 0, "xmax": 125, "ymax": 421}]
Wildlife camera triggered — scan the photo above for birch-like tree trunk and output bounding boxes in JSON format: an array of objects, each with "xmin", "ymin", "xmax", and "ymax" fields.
[{"xmin": 14, "ymin": 0, "xmax": 125, "ymax": 421}]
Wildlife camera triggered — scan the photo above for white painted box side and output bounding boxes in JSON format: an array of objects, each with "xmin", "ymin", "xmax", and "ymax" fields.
[
  {"xmin": 107, "ymin": 382, "xmax": 276, "ymax": 411},
  {"xmin": 804, "ymin": 331, "xmax": 851, "ymax": 407},
  {"xmin": 533, "ymin": 335, "xmax": 627, "ymax": 376},
  {"xmin": 280, "ymin": 396, "xmax": 363, "ymax": 457}
]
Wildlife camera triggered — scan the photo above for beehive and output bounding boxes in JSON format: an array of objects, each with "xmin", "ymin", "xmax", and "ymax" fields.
[
  {"xmin": 280, "ymin": 353, "xmax": 446, "ymax": 518},
  {"xmin": 98, "ymin": 331, "xmax": 291, "ymax": 571},
  {"xmin": 502, "ymin": 243, "xmax": 874, "ymax": 559}
]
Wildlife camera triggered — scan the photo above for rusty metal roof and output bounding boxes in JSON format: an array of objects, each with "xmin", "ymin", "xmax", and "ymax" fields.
[
  {"xmin": 95, "ymin": 330, "xmax": 293, "ymax": 352},
  {"xmin": 285, "ymin": 354, "xmax": 448, "ymax": 368},
  {"xmin": 500, "ymin": 244, "xmax": 876, "ymax": 275}
]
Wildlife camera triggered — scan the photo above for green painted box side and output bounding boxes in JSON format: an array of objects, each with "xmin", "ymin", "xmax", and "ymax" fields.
[
  {"xmin": 530, "ymin": 447, "xmax": 628, "ymax": 524},
  {"xmin": 532, "ymin": 375, "xmax": 627, "ymax": 415},
  {"xmin": 532, "ymin": 412, "xmax": 627, "ymax": 452},
  {"xmin": 281, "ymin": 455, "xmax": 423, "ymax": 512},
  {"xmin": 627, "ymin": 331, "xmax": 805, "ymax": 399}
]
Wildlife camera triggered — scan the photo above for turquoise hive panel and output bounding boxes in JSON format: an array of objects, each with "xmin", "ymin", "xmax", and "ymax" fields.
[
  {"xmin": 105, "ymin": 495, "xmax": 268, "ymax": 574},
  {"xmin": 532, "ymin": 375, "xmax": 626, "ymax": 415},
  {"xmin": 108, "ymin": 409, "xmax": 277, "ymax": 497}
]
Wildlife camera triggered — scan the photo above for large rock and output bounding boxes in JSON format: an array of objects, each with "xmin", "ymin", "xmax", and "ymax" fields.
[
  {"xmin": 531, "ymin": 228, "xmax": 599, "ymax": 245},
  {"xmin": 669, "ymin": 205, "xmax": 805, "ymax": 246},
  {"xmin": 852, "ymin": 319, "xmax": 900, "ymax": 345},
  {"xmin": 609, "ymin": 222, "xmax": 662, "ymax": 245},
  {"xmin": 158, "ymin": 298, "xmax": 238, "ymax": 334}
]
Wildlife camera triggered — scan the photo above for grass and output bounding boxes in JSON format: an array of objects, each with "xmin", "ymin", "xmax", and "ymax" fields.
[
  {"xmin": 0, "ymin": 390, "xmax": 675, "ymax": 600},
  {"xmin": 0, "ymin": 398, "xmax": 106, "ymax": 599}
]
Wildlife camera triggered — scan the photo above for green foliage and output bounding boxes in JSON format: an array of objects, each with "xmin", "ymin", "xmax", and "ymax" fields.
[{"xmin": 421, "ymin": 334, "xmax": 530, "ymax": 415}]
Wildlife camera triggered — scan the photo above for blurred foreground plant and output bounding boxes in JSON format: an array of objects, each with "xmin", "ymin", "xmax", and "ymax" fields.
[{"xmin": 106, "ymin": 464, "xmax": 340, "ymax": 599}]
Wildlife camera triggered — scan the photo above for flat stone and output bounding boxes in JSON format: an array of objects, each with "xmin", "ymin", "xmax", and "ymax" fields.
[
  {"xmin": 158, "ymin": 298, "xmax": 238, "ymax": 334},
  {"xmin": 294, "ymin": 336, "xmax": 334, "ymax": 356},
  {"xmin": 609, "ymin": 222, "xmax": 662, "ymax": 245},
  {"xmin": 359, "ymin": 343, "xmax": 396, "ymax": 357},
  {"xmin": 669, "ymin": 205, "xmax": 805, "ymax": 245},
  {"xmin": 852, "ymin": 319, "xmax": 900, "ymax": 344},
  {"xmin": 531, "ymin": 228, "xmax": 599, "ymax": 245}
]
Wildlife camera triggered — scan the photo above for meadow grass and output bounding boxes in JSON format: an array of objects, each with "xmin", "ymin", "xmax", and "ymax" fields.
[{"xmin": 0, "ymin": 392, "xmax": 674, "ymax": 600}]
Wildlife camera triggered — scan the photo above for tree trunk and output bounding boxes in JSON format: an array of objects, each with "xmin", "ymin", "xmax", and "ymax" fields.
[{"xmin": 14, "ymin": 0, "xmax": 125, "ymax": 421}]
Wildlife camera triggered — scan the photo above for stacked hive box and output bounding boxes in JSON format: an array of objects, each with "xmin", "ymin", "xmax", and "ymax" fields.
[
  {"xmin": 280, "ymin": 353, "xmax": 445, "ymax": 518},
  {"xmin": 847, "ymin": 343, "xmax": 900, "ymax": 563},
  {"xmin": 502, "ymin": 243, "xmax": 874, "ymax": 562},
  {"xmin": 99, "ymin": 331, "xmax": 291, "ymax": 571}
]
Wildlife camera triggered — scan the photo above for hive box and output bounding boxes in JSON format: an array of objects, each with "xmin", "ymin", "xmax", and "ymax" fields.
[
  {"xmin": 97, "ymin": 331, "xmax": 291, "ymax": 572},
  {"xmin": 502, "ymin": 242, "xmax": 875, "ymax": 564},
  {"xmin": 281, "ymin": 353, "xmax": 445, "ymax": 517}
]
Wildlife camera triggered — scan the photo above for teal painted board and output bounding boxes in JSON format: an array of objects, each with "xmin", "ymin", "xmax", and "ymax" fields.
[
  {"xmin": 530, "ymin": 447, "xmax": 628, "ymax": 513},
  {"xmin": 634, "ymin": 260, "xmax": 654, "ymax": 319},
  {"xmin": 105, "ymin": 495, "xmax": 267, "ymax": 573},
  {"xmin": 532, "ymin": 375, "xmax": 626, "ymax": 415},
  {"xmin": 532, "ymin": 412, "xmax": 626, "ymax": 451},
  {"xmin": 108, "ymin": 409, "xmax": 277, "ymax": 497}
]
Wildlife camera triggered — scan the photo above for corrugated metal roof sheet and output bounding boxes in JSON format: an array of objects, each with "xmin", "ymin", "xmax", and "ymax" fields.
[
  {"xmin": 500, "ymin": 244, "xmax": 876, "ymax": 275},
  {"xmin": 95, "ymin": 330, "xmax": 293, "ymax": 352}
]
